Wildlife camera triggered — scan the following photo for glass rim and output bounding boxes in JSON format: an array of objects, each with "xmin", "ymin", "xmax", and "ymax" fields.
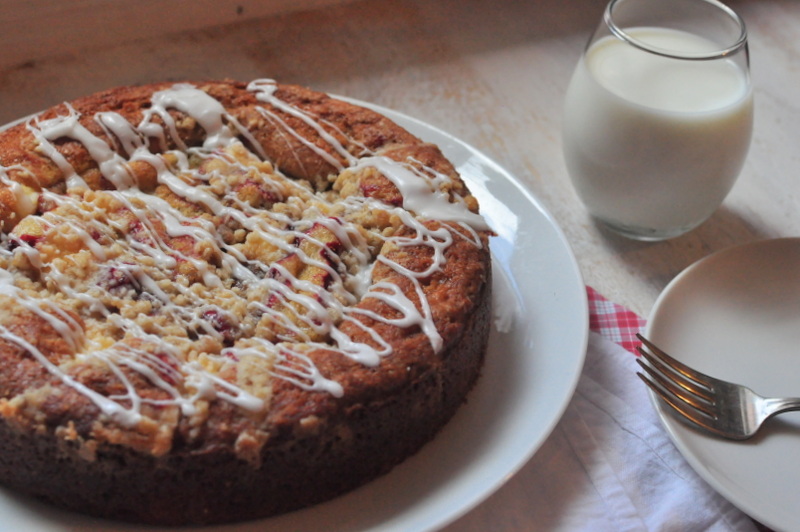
[{"xmin": 604, "ymin": 0, "xmax": 748, "ymax": 60}]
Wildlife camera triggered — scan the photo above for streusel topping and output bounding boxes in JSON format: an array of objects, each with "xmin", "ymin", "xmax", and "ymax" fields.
[{"xmin": 0, "ymin": 80, "xmax": 488, "ymax": 430}]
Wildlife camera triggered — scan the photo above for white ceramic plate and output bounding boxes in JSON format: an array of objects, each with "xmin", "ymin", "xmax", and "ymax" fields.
[
  {"xmin": 647, "ymin": 238, "xmax": 800, "ymax": 532},
  {"xmin": 0, "ymin": 101, "xmax": 588, "ymax": 531}
]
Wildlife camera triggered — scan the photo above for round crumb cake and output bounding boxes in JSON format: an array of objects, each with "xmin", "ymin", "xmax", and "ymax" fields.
[{"xmin": 0, "ymin": 79, "xmax": 492, "ymax": 525}]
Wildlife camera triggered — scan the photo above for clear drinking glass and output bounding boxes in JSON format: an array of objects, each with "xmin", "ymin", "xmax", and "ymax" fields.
[{"xmin": 562, "ymin": 0, "xmax": 753, "ymax": 241}]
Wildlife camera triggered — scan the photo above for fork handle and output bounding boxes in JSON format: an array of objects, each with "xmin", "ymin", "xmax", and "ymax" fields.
[{"xmin": 763, "ymin": 397, "xmax": 800, "ymax": 418}]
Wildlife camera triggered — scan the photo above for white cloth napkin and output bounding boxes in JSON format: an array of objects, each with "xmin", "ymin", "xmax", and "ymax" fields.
[{"xmin": 449, "ymin": 332, "xmax": 760, "ymax": 531}]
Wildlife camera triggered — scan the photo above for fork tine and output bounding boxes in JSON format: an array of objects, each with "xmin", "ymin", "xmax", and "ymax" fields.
[
  {"xmin": 636, "ymin": 372, "xmax": 719, "ymax": 432},
  {"xmin": 636, "ymin": 358, "xmax": 716, "ymax": 417},
  {"xmin": 636, "ymin": 346, "xmax": 715, "ymax": 403},
  {"xmin": 636, "ymin": 333, "xmax": 716, "ymax": 389}
]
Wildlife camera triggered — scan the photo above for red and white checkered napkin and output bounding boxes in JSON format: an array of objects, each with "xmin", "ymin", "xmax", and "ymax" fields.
[
  {"xmin": 513, "ymin": 287, "xmax": 758, "ymax": 531},
  {"xmin": 586, "ymin": 286, "xmax": 647, "ymax": 353}
]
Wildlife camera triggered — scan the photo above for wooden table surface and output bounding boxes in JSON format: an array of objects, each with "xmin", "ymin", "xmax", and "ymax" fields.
[{"xmin": 0, "ymin": 0, "xmax": 796, "ymax": 529}]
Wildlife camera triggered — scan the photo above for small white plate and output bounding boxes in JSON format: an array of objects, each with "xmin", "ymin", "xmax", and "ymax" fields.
[
  {"xmin": 647, "ymin": 238, "xmax": 800, "ymax": 532},
  {"xmin": 0, "ymin": 101, "xmax": 588, "ymax": 531}
]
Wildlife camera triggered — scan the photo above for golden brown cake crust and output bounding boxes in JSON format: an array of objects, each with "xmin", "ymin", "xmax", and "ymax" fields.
[{"xmin": 0, "ymin": 79, "xmax": 491, "ymax": 524}]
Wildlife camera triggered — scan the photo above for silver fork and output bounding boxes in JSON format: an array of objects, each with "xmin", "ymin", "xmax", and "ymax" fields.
[{"xmin": 635, "ymin": 333, "xmax": 800, "ymax": 440}]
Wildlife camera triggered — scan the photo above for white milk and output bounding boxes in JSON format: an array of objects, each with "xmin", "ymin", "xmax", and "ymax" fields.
[{"xmin": 562, "ymin": 27, "xmax": 753, "ymax": 238}]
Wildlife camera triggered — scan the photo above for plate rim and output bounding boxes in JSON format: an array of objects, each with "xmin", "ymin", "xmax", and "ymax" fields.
[{"xmin": 645, "ymin": 237, "xmax": 800, "ymax": 532}]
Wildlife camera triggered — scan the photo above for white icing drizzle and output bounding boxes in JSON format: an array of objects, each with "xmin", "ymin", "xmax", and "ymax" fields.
[
  {"xmin": 350, "ymin": 156, "xmax": 490, "ymax": 231},
  {"xmin": 357, "ymin": 280, "xmax": 442, "ymax": 354},
  {"xmin": 0, "ymin": 166, "xmax": 39, "ymax": 221},
  {"xmin": 0, "ymin": 80, "xmax": 488, "ymax": 427},
  {"xmin": 27, "ymin": 109, "xmax": 90, "ymax": 191},
  {"xmin": 248, "ymin": 79, "xmax": 356, "ymax": 171}
]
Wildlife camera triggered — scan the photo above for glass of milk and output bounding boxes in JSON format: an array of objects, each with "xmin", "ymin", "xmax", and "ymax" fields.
[{"xmin": 562, "ymin": 0, "xmax": 753, "ymax": 240}]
